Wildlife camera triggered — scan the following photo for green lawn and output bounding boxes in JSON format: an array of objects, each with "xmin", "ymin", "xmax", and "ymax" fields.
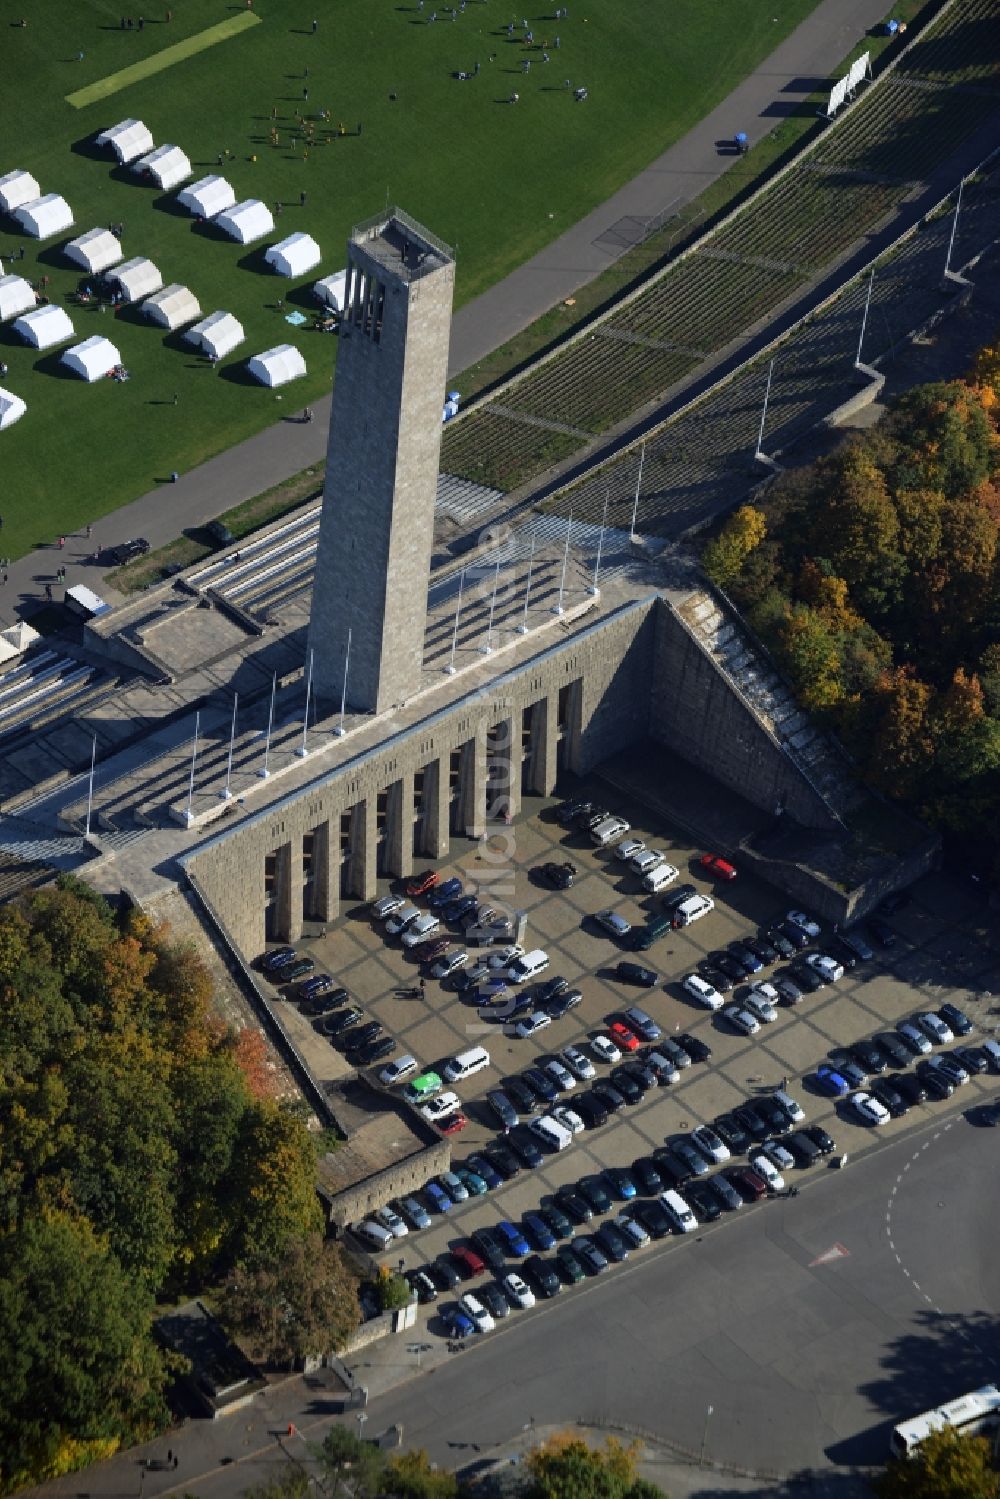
[{"xmin": 0, "ymin": 0, "xmax": 822, "ymax": 560}]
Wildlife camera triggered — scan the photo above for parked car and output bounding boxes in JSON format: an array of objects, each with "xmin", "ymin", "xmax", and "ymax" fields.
[
  {"xmin": 595, "ymin": 909, "xmax": 632, "ymax": 939},
  {"xmin": 700, "ymin": 853, "xmax": 738, "ymax": 881},
  {"xmin": 815, "ymin": 1063, "xmax": 851, "ymax": 1097},
  {"xmin": 723, "ymin": 1004, "xmax": 760, "ymax": 1036},
  {"xmin": 917, "ymin": 1011, "xmax": 954, "ymax": 1045},
  {"xmin": 591, "ymin": 1034, "xmax": 622, "ymax": 1065},
  {"xmin": 939, "ymin": 1003, "xmax": 973, "ymax": 1037},
  {"xmin": 608, "ymin": 1021, "xmax": 640, "ymax": 1052},
  {"xmin": 501, "ymin": 1272, "xmax": 535, "ymax": 1310},
  {"xmin": 523, "ymin": 1255, "xmax": 561, "ymax": 1298},
  {"xmin": 561, "ymin": 1045, "xmax": 596, "ymax": 1081},
  {"xmin": 675, "ymin": 1032, "xmax": 712, "ymax": 1064},
  {"xmin": 867, "ymin": 916, "xmax": 896, "ymax": 947},
  {"xmin": 805, "ymin": 953, "xmax": 844, "ymax": 983},
  {"xmin": 786, "ymin": 910, "xmax": 821, "ymax": 938},
  {"xmin": 541, "ymin": 861, "xmax": 576, "ymax": 889},
  {"xmin": 617, "ymin": 961, "xmax": 658, "ymax": 988},
  {"xmin": 851, "ymin": 1091, "xmax": 891, "ymax": 1126},
  {"xmin": 405, "ymin": 870, "xmax": 440, "ymax": 897}
]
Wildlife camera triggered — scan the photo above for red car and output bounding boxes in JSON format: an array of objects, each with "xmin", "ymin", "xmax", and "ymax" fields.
[
  {"xmin": 405, "ymin": 870, "xmax": 441, "ymax": 897},
  {"xmin": 439, "ymin": 1111, "xmax": 468, "ymax": 1136},
  {"xmin": 608, "ymin": 1021, "xmax": 640, "ymax": 1053},
  {"xmin": 727, "ymin": 1166, "xmax": 768, "ymax": 1202},
  {"xmin": 700, "ymin": 853, "xmax": 738, "ymax": 882},
  {"xmin": 451, "ymin": 1243, "xmax": 485, "ymax": 1278}
]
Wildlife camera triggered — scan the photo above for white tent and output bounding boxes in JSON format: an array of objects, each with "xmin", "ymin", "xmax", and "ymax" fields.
[
  {"xmin": 314, "ymin": 269, "xmax": 347, "ymax": 312},
  {"xmin": 215, "ymin": 199, "xmax": 274, "ymax": 245},
  {"xmin": 247, "ymin": 343, "xmax": 306, "ymax": 388},
  {"xmin": 14, "ymin": 194, "xmax": 74, "ymax": 240},
  {"xmin": 0, "ymin": 620, "xmax": 40, "ymax": 664},
  {"xmin": 0, "ymin": 274, "xmax": 35, "ymax": 322},
  {"xmin": 95, "ymin": 118, "xmax": 154, "ymax": 164},
  {"xmin": 65, "ymin": 228, "xmax": 122, "ymax": 275},
  {"xmin": 265, "ymin": 232, "xmax": 321, "ymax": 279},
  {"xmin": 110, "ymin": 256, "xmax": 162, "ymax": 302},
  {"xmin": 143, "ymin": 283, "xmax": 201, "ymax": 331},
  {"xmin": 176, "ymin": 174, "xmax": 235, "ymax": 220},
  {"xmin": 0, "ymin": 169, "xmax": 40, "ymax": 214},
  {"xmin": 14, "ymin": 304, "xmax": 74, "ymax": 350},
  {"xmin": 0, "ymin": 387, "xmax": 26, "ymax": 431},
  {"xmin": 133, "ymin": 144, "xmax": 192, "ymax": 193},
  {"xmin": 186, "ymin": 310, "xmax": 245, "ymax": 361},
  {"xmin": 62, "ymin": 335, "xmax": 121, "ymax": 383}
]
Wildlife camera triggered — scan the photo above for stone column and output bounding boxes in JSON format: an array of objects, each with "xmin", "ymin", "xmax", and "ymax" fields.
[
  {"xmin": 346, "ymin": 799, "xmax": 378, "ymax": 901},
  {"xmin": 312, "ymin": 819, "xmax": 339, "ymax": 923},
  {"xmin": 422, "ymin": 757, "xmax": 450, "ymax": 860},
  {"xmin": 384, "ymin": 771, "xmax": 415, "ymax": 879},
  {"xmin": 526, "ymin": 695, "xmax": 558, "ymax": 796},
  {"xmin": 488, "ymin": 714, "xmax": 520, "ymax": 822},
  {"xmin": 562, "ymin": 679, "xmax": 584, "ymax": 774},
  {"xmin": 459, "ymin": 729, "xmax": 487, "ymax": 839},
  {"xmin": 273, "ymin": 839, "xmax": 302, "ymax": 942}
]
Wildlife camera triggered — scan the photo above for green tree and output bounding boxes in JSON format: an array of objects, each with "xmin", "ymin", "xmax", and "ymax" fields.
[
  {"xmin": 383, "ymin": 1449, "xmax": 459, "ymax": 1497},
  {"xmin": 777, "ymin": 605, "xmax": 844, "ymax": 711},
  {"xmin": 316, "ymin": 1427, "xmax": 386, "ymax": 1499},
  {"xmin": 220, "ymin": 1232, "xmax": 359, "ymax": 1367},
  {"xmin": 873, "ymin": 1427, "xmax": 1000, "ymax": 1499},
  {"xmin": 228, "ymin": 1099, "xmax": 324, "ymax": 1264},
  {"xmin": 701, "ymin": 504, "xmax": 766, "ymax": 588},
  {"xmin": 376, "ymin": 1265, "xmax": 413, "ymax": 1312},
  {"xmin": 0, "ymin": 1212, "xmax": 168, "ymax": 1494},
  {"xmin": 887, "ymin": 381, "xmax": 998, "ymax": 499}
]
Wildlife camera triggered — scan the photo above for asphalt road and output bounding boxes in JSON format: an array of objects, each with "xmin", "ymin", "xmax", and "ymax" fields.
[{"xmin": 360, "ymin": 1109, "xmax": 1000, "ymax": 1480}]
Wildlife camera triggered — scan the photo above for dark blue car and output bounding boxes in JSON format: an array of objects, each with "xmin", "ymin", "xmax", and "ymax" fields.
[
  {"xmin": 429, "ymin": 878, "xmax": 463, "ymax": 909},
  {"xmin": 442, "ymin": 1305, "xmax": 475, "ymax": 1338},
  {"xmin": 522, "ymin": 1212, "xmax": 556, "ymax": 1250},
  {"xmin": 496, "ymin": 1220, "xmax": 530, "ymax": 1257}
]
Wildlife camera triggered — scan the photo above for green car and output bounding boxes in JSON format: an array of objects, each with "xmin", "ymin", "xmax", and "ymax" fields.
[
  {"xmin": 556, "ymin": 1243, "xmax": 586, "ymax": 1285},
  {"xmin": 456, "ymin": 1166, "xmax": 488, "ymax": 1197}
]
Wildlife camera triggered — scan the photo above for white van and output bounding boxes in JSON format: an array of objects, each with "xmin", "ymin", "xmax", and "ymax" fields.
[
  {"xmin": 443, "ymin": 1046, "xmax": 491, "ymax": 1083},
  {"xmin": 672, "ymin": 893, "xmax": 714, "ymax": 928},
  {"xmin": 508, "ymin": 948, "xmax": 550, "ymax": 983},
  {"xmin": 590, "ymin": 815, "xmax": 630, "ymax": 847},
  {"xmin": 378, "ymin": 1054, "xmax": 417, "ymax": 1087},
  {"xmin": 355, "ymin": 1219, "xmax": 394, "ymax": 1250},
  {"xmin": 682, "ymin": 972, "xmax": 724, "ymax": 1010},
  {"xmin": 528, "ymin": 1114, "xmax": 573, "ymax": 1151},
  {"xmin": 643, "ymin": 862, "xmax": 679, "ymax": 893},
  {"xmin": 660, "ymin": 1189, "xmax": 697, "ymax": 1234}
]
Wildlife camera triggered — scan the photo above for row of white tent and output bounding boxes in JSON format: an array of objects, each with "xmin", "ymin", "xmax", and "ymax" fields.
[{"xmin": 0, "ymin": 169, "xmax": 74, "ymax": 240}]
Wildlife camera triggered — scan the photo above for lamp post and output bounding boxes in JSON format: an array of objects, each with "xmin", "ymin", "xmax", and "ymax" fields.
[
  {"xmin": 259, "ymin": 672, "xmax": 276, "ymax": 778},
  {"xmin": 700, "ymin": 1404, "xmax": 714, "ymax": 1466}
]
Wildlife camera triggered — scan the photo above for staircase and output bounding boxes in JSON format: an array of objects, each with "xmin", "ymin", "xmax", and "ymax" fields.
[{"xmin": 677, "ymin": 591, "xmax": 865, "ymax": 823}]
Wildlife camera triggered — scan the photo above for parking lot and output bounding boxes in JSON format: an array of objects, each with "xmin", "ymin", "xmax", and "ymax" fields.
[{"xmin": 265, "ymin": 780, "xmax": 1000, "ymax": 1329}]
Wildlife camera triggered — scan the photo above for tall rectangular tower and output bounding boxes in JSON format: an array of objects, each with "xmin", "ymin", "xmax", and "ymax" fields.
[{"xmin": 307, "ymin": 209, "xmax": 455, "ymax": 715}]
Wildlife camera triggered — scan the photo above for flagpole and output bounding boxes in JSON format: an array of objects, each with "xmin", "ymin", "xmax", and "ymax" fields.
[
  {"xmin": 221, "ymin": 693, "xmax": 238, "ymax": 800},
  {"xmin": 259, "ymin": 673, "xmax": 276, "ymax": 779},
  {"xmin": 84, "ymin": 733, "xmax": 97, "ymax": 839},
  {"xmin": 297, "ymin": 649, "xmax": 313, "ymax": 758},
  {"xmin": 336, "ymin": 629, "xmax": 352, "ymax": 736},
  {"xmin": 184, "ymin": 711, "xmax": 200, "ymax": 827}
]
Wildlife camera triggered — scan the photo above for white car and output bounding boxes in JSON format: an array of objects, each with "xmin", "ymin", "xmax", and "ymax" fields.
[
  {"xmin": 749, "ymin": 1152, "xmax": 784, "ymax": 1193},
  {"xmin": 806, "ymin": 952, "xmax": 844, "ymax": 983},
  {"xmin": 630, "ymin": 848, "xmax": 666, "ymax": 877},
  {"xmin": 682, "ymin": 972, "xmax": 724, "ymax": 1010},
  {"xmin": 354, "ymin": 1219, "xmax": 394, "ymax": 1250},
  {"xmin": 742, "ymin": 988, "xmax": 778, "ymax": 1025},
  {"xmin": 787, "ymin": 910, "xmax": 821, "ymax": 938},
  {"xmin": 459, "ymin": 1293, "xmax": 495, "ymax": 1334},
  {"xmin": 748, "ymin": 980, "xmax": 781, "ymax": 1007},
  {"xmin": 385, "ymin": 903, "xmax": 421, "ymax": 934},
  {"xmin": 543, "ymin": 1058, "xmax": 575, "ymax": 1092},
  {"xmin": 917, "ymin": 1011, "xmax": 954, "ymax": 1045},
  {"xmin": 616, "ymin": 1213, "xmax": 649, "ymax": 1248},
  {"xmin": 418, "ymin": 1091, "xmax": 461, "ymax": 1124},
  {"xmin": 487, "ymin": 944, "xmax": 525, "ymax": 970},
  {"xmin": 514, "ymin": 1011, "xmax": 552, "ymax": 1039},
  {"xmin": 691, "ymin": 1125, "xmax": 730, "ymax": 1164},
  {"xmin": 595, "ymin": 909, "xmax": 632, "ymax": 938},
  {"xmin": 502, "ymin": 1272, "xmax": 535, "ymax": 1309},
  {"xmin": 402, "ymin": 913, "xmax": 440, "ymax": 948},
  {"xmin": 615, "ymin": 838, "xmax": 646, "ymax": 863},
  {"xmin": 723, "ymin": 1003, "xmax": 760, "ymax": 1036},
  {"xmin": 561, "ymin": 1045, "xmax": 596, "ymax": 1081},
  {"xmin": 897, "ymin": 1020, "xmax": 932, "ymax": 1055},
  {"xmin": 371, "ymin": 892, "xmax": 405, "ymax": 919},
  {"xmin": 373, "ymin": 1205, "xmax": 408, "ymax": 1239},
  {"xmin": 852, "ymin": 1090, "xmax": 891, "ymax": 1126},
  {"xmin": 552, "ymin": 1103, "xmax": 585, "ymax": 1134},
  {"xmin": 431, "ymin": 949, "xmax": 469, "ymax": 979},
  {"xmin": 591, "ymin": 1033, "xmax": 622, "ymax": 1065}
]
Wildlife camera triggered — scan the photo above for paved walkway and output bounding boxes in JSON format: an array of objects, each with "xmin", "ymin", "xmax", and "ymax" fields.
[{"xmin": 1, "ymin": 0, "xmax": 892, "ymax": 632}]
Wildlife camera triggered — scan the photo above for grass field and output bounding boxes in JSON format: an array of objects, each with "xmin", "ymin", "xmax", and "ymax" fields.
[{"xmin": 0, "ymin": 0, "xmax": 823, "ymax": 561}]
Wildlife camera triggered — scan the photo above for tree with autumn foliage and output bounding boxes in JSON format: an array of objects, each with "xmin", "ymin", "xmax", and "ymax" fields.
[
  {"xmin": 873, "ymin": 1427, "xmax": 1000, "ymax": 1499},
  {"xmin": 702, "ymin": 504, "xmax": 766, "ymax": 588},
  {"xmin": 524, "ymin": 1432, "xmax": 665, "ymax": 1499},
  {"xmin": 0, "ymin": 881, "xmax": 332, "ymax": 1493},
  {"xmin": 220, "ymin": 1232, "xmax": 358, "ymax": 1367}
]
